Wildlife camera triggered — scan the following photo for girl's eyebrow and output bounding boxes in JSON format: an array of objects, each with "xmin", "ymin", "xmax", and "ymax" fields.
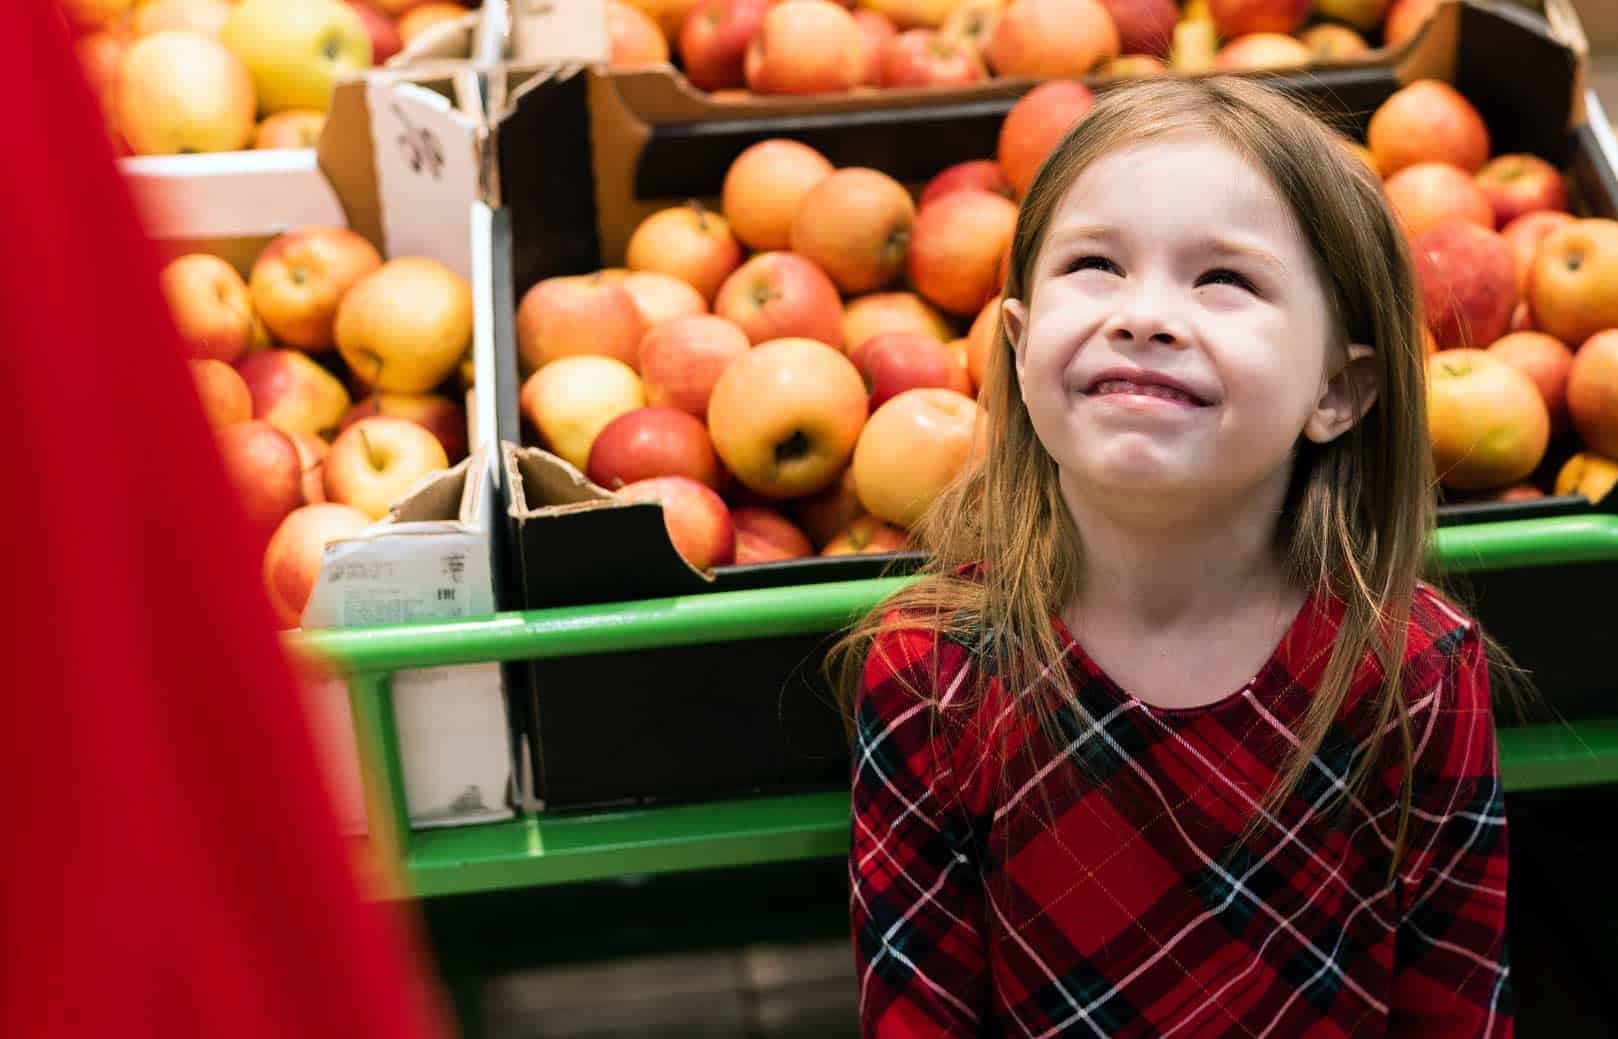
[
  {"xmin": 1200, "ymin": 237, "xmax": 1286, "ymax": 274},
  {"xmin": 1043, "ymin": 224, "xmax": 1123, "ymax": 250}
]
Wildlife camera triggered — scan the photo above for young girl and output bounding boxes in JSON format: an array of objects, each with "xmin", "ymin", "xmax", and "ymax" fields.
[{"xmin": 839, "ymin": 77, "xmax": 1511, "ymax": 1037}]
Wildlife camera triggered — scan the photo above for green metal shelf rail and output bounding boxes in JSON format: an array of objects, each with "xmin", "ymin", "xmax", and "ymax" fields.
[{"xmin": 297, "ymin": 514, "xmax": 1618, "ymax": 900}]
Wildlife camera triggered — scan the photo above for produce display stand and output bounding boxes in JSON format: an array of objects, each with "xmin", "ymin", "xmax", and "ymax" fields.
[{"xmin": 298, "ymin": 513, "xmax": 1618, "ymax": 902}]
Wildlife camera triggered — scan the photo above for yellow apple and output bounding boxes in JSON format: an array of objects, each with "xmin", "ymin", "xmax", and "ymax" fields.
[
  {"xmin": 323, "ymin": 416, "xmax": 449, "ymax": 519},
  {"xmin": 222, "ymin": 0, "xmax": 372, "ymax": 115},
  {"xmin": 161, "ymin": 254, "xmax": 256, "ymax": 362},
  {"xmin": 520, "ymin": 356, "xmax": 646, "ymax": 471},
  {"xmin": 116, "ymin": 31, "xmax": 256, "ymax": 155},
  {"xmin": 250, "ymin": 226, "xmax": 383, "ymax": 351},
  {"xmin": 133, "ymin": 0, "xmax": 232, "ymax": 37},
  {"xmin": 335, "ymin": 257, "xmax": 473, "ymax": 394},
  {"xmin": 236, "ymin": 348, "xmax": 353, "ymax": 439},
  {"xmin": 852, "ymin": 387, "xmax": 984, "ymax": 527}
]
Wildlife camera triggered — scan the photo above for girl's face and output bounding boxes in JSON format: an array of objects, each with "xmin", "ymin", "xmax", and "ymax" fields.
[{"xmin": 1004, "ymin": 133, "xmax": 1372, "ymax": 521}]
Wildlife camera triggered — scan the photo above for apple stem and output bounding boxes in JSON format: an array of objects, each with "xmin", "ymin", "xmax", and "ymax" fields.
[
  {"xmin": 359, "ymin": 428, "xmax": 383, "ymax": 470},
  {"xmin": 689, "ymin": 199, "xmax": 711, "ymax": 232}
]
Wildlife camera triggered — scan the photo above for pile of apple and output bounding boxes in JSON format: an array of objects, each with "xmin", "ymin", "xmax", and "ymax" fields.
[
  {"xmin": 1357, "ymin": 80, "xmax": 1618, "ymax": 505},
  {"xmin": 66, "ymin": 0, "xmax": 475, "ymax": 156},
  {"xmin": 603, "ymin": 0, "xmax": 1442, "ymax": 95},
  {"xmin": 169, "ymin": 227, "xmax": 475, "ymax": 627}
]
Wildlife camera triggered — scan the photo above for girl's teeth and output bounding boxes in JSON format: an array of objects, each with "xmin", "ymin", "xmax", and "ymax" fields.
[{"xmin": 1092, "ymin": 380, "xmax": 1198, "ymax": 404}]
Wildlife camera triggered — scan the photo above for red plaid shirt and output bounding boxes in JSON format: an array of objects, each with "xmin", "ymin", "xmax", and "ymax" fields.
[{"xmin": 850, "ymin": 583, "xmax": 1510, "ymax": 1037}]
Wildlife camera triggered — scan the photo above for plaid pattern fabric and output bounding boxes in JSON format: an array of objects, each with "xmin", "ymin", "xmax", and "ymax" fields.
[{"xmin": 850, "ymin": 584, "xmax": 1510, "ymax": 1037}]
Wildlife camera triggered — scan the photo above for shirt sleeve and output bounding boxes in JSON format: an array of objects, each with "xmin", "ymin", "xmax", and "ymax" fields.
[
  {"xmin": 850, "ymin": 622, "xmax": 992, "ymax": 1038},
  {"xmin": 1387, "ymin": 623, "xmax": 1513, "ymax": 1038}
]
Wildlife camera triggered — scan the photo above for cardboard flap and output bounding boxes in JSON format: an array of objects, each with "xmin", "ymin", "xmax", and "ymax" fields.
[
  {"xmin": 124, "ymin": 150, "xmax": 346, "ymax": 241},
  {"xmin": 365, "ymin": 78, "xmax": 485, "ymax": 279},
  {"xmin": 508, "ymin": 0, "xmax": 610, "ymax": 65},
  {"xmin": 386, "ymin": 448, "xmax": 486, "ymax": 525}
]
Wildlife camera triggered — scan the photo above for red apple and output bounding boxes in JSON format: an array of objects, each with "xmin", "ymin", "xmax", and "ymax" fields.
[
  {"xmin": 626, "ymin": 203, "xmax": 744, "ymax": 302},
  {"xmin": 1207, "ymin": 0, "xmax": 1309, "ymax": 37},
  {"xmin": 608, "ymin": 0, "xmax": 672, "ymax": 66},
  {"xmin": 714, "ymin": 252, "xmax": 845, "ymax": 348},
  {"xmin": 521, "ymin": 356, "xmax": 647, "ymax": 471},
  {"xmin": 908, "ymin": 189, "xmax": 1019, "ymax": 316},
  {"xmin": 346, "ymin": 0, "xmax": 403, "ymax": 63},
  {"xmin": 743, "ymin": 0, "xmax": 867, "ymax": 95},
  {"xmin": 1427, "ymin": 350, "xmax": 1550, "ymax": 491},
  {"xmin": 821, "ymin": 514, "xmax": 910, "ymax": 555},
  {"xmin": 1383, "ymin": 0, "xmax": 1437, "ymax": 47},
  {"xmin": 732, "ymin": 507, "xmax": 814, "ymax": 562},
  {"xmin": 918, "ymin": 160, "xmax": 1013, "ymax": 209},
  {"xmin": 1510, "ymin": 301, "xmax": 1534, "ymax": 334},
  {"xmin": 617, "ymin": 475, "xmax": 736, "ymax": 569},
  {"xmin": 191, "ymin": 358, "xmax": 252, "ymax": 428},
  {"xmin": 324, "ymin": 416, "xmax": 450, "ymax": 519},
  {"xmin": 1568, "ymin": 330, "xmax": 1618, "ymax": 458},
  {"xmin": 1097, "ymin": 0, "xmax": 1175, "ymax": 57},
  {"xmin": 161, "ymin": 254, "xmax": 256, "ymax": 363},
  {"xmin": 1487, "ymin": 332, "xmax": 1574, "ymax": 432},
  {"xmin": 791, "ymin": 466, "xmax": 864, "ymax": 546},
  {"xmin": 708, "ymin": 337, "xmax": 868, "ymax": 497},
  {"xmin": 1367, "ymin": 79, "xmax": 1490, "ymax": 177},
  {"xmin": 517, "ymin": 274, "xmax": 647, "ymax": 373},
  {"xmin": 1527, "ymin": 219, "xmax": 1618, "ymax": 349},
  {"xmin": 983, "ymin": 0, "xmax": 1119, "ymax": 78},
  {"xmin": 966, "ymin": 296, "xmax": 999, "ymax": 391},
  {"xmin": 721, "ymin": 138, "xmax": 834, "ymax": 252},
  {"xmin": 1213, "ymin": 33, "xmax": 1312, "ymax": 70},
  {"xmin": 1413, "ymin": 222, "xmax": 1518, "ymax": 352},
  {"xmin": 1097, "ymin": 54, "xmax": 1168, "ymax": 76},
  {"xmin": 853, "ymin": 9, "xmax": 899, "ymax": 84},
  {"xmin": 638, "ymin": 314, "xmax": 753, "ymax": 417},
  {"xmin": 217, "ymin": 420, "xmax": 307, "ymax": 538},
  {"xmin": 879, "ymin": 29, "xmax": 987, "ymax": 87},
  {"xmin": 253, "ymin": 110, "xmax": 326, "ymax": 150},
  {"xmin": 790, "ymin": 168, "xmax": 915, "ymax": 295},
  {"xmin": 997, "ymin": 80, "xmax": 1096, "ymax": 198},
  {"xmin": 249, "ymin": 227, "xmax": 384, "ymax": 352},
  {"xmin": 291, "ymin": 432, "xmax": 328, "ymax": 504},
  {"xmin": 620, "ymin": 271, "xmax": 709, "ymax": 326},
  {"xmin": 263, "ymin": 503, "xmax": 373, "ymax": 627},
  {"xmin": 1475, "ymin": 154, "xmax": 1569, "ymax": 230},
  {"xmin": 852, "ymin": 333, "xmax": 973, "ymax": 408},
  {"xmin": 339, "ymin": 393, "xmax": 468, "ymax": 463},
  {"xmin": 236, "ymin": 348, "xmax": 352, "ymax": 439},
  {"xmin": 843, "ymin": 292, "xmax": 952, "ymax": 352},
  {"xmin": 1502, "ymin": 210, "xmax": 1576, "ymax": 293},
  {"xmin": 678, "ymin": 0, "xmax": 768, "ymax": 90},
  {"xmin": 1299, "ymin": 23, "xmax": 1369, "ymax": 59},
  {"xmin": 1384, "ymin": 163, "xmax": 1495, "ymax": 238},
  {"xmin": 587, "ymin": 406, "xmax": 723, "ymax": 489},
  {"xmin": 852, "ymin": 387, "xmax": 984, "ymax": 527}
]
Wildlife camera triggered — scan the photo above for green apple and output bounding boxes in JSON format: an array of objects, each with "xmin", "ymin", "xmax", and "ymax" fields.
[{"xmin": 222, "ymin": 0, "xmax": 372, "ymax": 115}]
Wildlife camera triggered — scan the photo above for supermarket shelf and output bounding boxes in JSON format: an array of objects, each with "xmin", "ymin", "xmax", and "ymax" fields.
[{"xmin": 398, "ymin": 719, "xmax": 1618, "ymax": 899}]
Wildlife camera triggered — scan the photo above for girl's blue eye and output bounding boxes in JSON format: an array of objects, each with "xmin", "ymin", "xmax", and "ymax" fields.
[
  {"xmin": 1066, "ymin": 255, "xmax": 1121, "ymax": 276},
  {"xmin": 1196, "ymin": 267, "xmax": 1257, "ymax": 293}
]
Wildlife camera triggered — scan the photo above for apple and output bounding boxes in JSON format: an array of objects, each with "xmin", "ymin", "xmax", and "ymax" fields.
[
  {"xmin": 263, "ymin": 504, "xmax": 373, "ymax": 628},
  {"xmin": 291, "ymin": 432, "xmax": 329, "ymax": 504},
  {"xmin": 983, "ymin": 0, "xmax": 1119, "ymax": 78},
  {"xmin": 133, "ymin": 0, "xmax": 231, "ymax": 37},
  {"xmin": 939, "ymin": 0, "xmax": 1004, "ymax": 54},
  {"xmin": 1098, "ymin": 54, "xmax": 1169, "ymax": 76},
  {"xmin": 1096, "ymin": 0, "xmax": 1175, "ymax": 57},
  {"xmin": 237, "ymin": 349, "xmax": 353, "ymax": 438},
  {"xmin": 1426, "ymin": 350, "xmax": 1550, "ymax": 491},
  {"xmin": 744, "ymin": 1, "xmax": 867, "ymax": 95},
  {"xmin": 116, "ymin": 31, "xmax": 255, "ymax": 155},
  {"xmin": 617, "ymin": 476, "xmax": 736, "ymax": 570},
  {"xmin": 821, "ymin": 514, "xmax": 909, "ymax": 555},
  {"xmin": 997, "ymin": 80, "xmax": 1096, "ymax": 198},
  {"xmin": 607, "ymin": 0, "xmax": 672, "ymax": 66},
  {"xmin": 1213, "ymin": 33, "xmax": 1312, "ymax": 70},
  {"xmin": 335, "ymin": 257, "xmax": 473, "ymax": 394},
  {"xmin": 918, "ymin": 160, "xmax": 1013, "ymax": 210},
  {"xmin": 853, "ymin": 333, "xmax": 973, "ymax": 408},
  {"xmin": 1206, "ymin": 0, "xmax": 1309, "ymax": 37},
  {"xmin": 731, "ymin": 507, "xmax": 814, "ymax": 563},
  {"xmin": 217, "ymin": 420, "xmax": 308, "ymax": 537},
  {"xmin": 192, "ymin": 359, "xmax": 253, "ymax": 428},
  {"xmin": 1338, "ymin": 138, "xmax": 1377, "ymax": 172},
  {"xmin": 1488, "ymin": 332, "xmax": 1574, "ymax": 431},
  {"xmin": 879, "ymin": 29, "xmax": 987, "ymax": 87},
  {"xmin": 63, "ymin": 0, "xmax": 135, "ymax": 29},
  {"xmin": 373, "ymin": 0, "xmax": 434, "ymax": 13},
  {"xmin": 1475, "ymin": 154, "xmax": 1569, "ymax": 230},
  {"xmin": 250, "ymin": 227, "xmax": 383, "ymax": 352},
  {"xmin": 857, "ymin": 0, "xmax": 961, "ymax": 29},
  {"xmin": 1300, "ymin": 23, "xmax": 1369, "ymax": 59},
  {"xmin": 620, "ymin": 271, "xmax": 709, "ymax": 327},
  {"xmin": 1413, "ymin": 222, "xmax": 1517, "ymax": 352},
  {"xmin": 1314, "ymin": 0, "xmax": 1389, "ymax": 30},
  {"xmin": 1367, "ymin": 80, "xmax": 1490, "ymax": 177},
  {"xmin": 792, "ymin": 467, "xmax": 864, "ymax": 546},
  {"xmin": 626, "ymin": 204, "xmax": 744, "ymax": 303},
  {"xmin": 75, "ymin": 31, "xmax": 128, "ymax": 104},
  {"xmin": 346, "ymin": 1, "xmax": 403, "ymax": 64},
  {"xmin": 1555, "ymin": 452, "xmax": 1618, "ymax": 504},
  {"xmin": 714, "ymin": 252, "xmax": 846, "ymax": 348},
  {"xmin": 637, "ymin": 314, "xmax": 753, "ymax": 418},
  {"xmin": 622, "ymin": 0, "xmax": 703, "ymax": 40},
  {"xmin": 587, "ymin": 406, "xmax": 723, "ymax": 489},
  {"xmin": 1168, "ymin": 18, "xmax": 1218, "ymax": 71},
  {"xmin": 708, "ymin": 337, "xmax": 868, "ymax": 498},
  {"xmin": 324, "ymin": 415, "xmax": 449, "ymax": 519},
  {"xmin": 853, "ymin": 9, "xmax": 900, "ymax": 84},
  {"xmin": 516, "ymin": 274, "xmax": 646, "ymax": 374},
  {"xmin": 790, "ymin": 168, "xmax": 915, "ymax": 295},
  {"xmin": 1510, "ymin": 301, "xmax": 1534, "ymax": 334},
  {"xmin": 339, "ymin": 392, "xmax": 468, "ymax": 462},
  {"xmin": 966, "ymin": 295, "xmax": 999, "ymax": 390},
  {"xmin": 1489, "ymin": 484, "xmax": 1544, "ymax": 502},
  {"xmin": 222, "ymin": 0, "xmax": 372, "ymax": 115},
  {"xmin": 161, "ymin": 254, "xmax": 256, "ymax": 363},
  {"xmin": 1384, "ymin": 163, "xmax": 1495, "ymax": 237},
  {"xmin": 396, "ymin": 2, "xmax": 472, "ymax": 45},
  {"xmin": 852, "ymin": 387, "xmax": 984, "ymax": 527},
  {"xmin": 520, "ymin": 355, "xmax": 646, "ymax": 470},
  {"xmin": 679, "ymin": 0, "xmax": 768, "ymax": 89},
  {"xmin": 843, "ymin": 292, "xmax": 951, "ymax": 352},
  {"xmin": 1501, "ymin": 210, "xmax": 1575, "ymax": 292},
  {"xmin": 1383, "ymin": 0, "xmax": 1437, "ymax": 47},
  {"xmin": 254, "ymin": 110, "xmax": 326, "ymax": 149},
  {"xmin": 908, "ymin": 189, "xmax": 1018, "ymax": 316},
  {"xmin": 721, "ymin": 139, "xmax": 834, "ymax": 253},
  {"xmin": 1527, "ymin": 219, "xmax": 1618, "ymax": 349},
  {"xmin": 1568, "ymin": 330, "xmax": 1618, "ymax": 458}
]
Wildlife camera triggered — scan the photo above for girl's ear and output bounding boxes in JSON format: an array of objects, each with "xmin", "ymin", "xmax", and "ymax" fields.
[
  {"xmin": 1304, "ymin": 343, "xmax": 1378, "ymax": 444},
  {"xmin": 1001, "ymin": 296, "xmax": 1029, "ymax": 384}
]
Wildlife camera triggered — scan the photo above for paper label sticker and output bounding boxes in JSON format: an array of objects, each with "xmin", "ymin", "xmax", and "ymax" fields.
[
  {"xmin": 366, "ymin": 79, "xmax": 481, "ymax": 280},
  {"xmin": 303, "ymin": 532, "xmax": 493, "ymax": 630}
]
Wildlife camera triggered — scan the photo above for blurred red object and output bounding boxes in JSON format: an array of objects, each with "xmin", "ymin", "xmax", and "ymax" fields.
[{"xmin": 1, "ymin": 6, "xmax": 450, "ymax": 1038}]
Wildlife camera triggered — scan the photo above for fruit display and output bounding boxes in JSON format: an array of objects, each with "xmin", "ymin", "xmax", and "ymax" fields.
[
  {"xmin": 602, "ymin": 0, "xmax": 1443, "ymax": 89},
  {"xmin": 164, "ymin": 226, "xmax": 475, "ymax": 627},
  {"xmin": 66, "ymin": 0, "xmax": 478, "ymax": 157}
]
